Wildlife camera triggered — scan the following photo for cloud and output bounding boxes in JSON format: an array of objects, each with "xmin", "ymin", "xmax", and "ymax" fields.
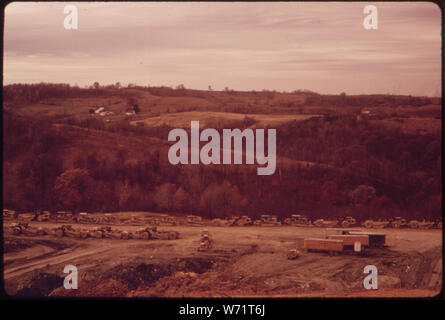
[{"xmin": 4, "ymin": 2, "xmax": 441, "ymax": 96}]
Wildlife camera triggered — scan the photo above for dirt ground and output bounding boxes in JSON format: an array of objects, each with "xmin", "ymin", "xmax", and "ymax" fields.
[{"xmin": 2, "ymin": 219, "xmax": 442, "ymax": 298}]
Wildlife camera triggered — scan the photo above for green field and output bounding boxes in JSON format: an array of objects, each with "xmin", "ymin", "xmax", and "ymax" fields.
[{"xmin": 130, "ymin": 111, "xmax": 320, "ymax": 128}]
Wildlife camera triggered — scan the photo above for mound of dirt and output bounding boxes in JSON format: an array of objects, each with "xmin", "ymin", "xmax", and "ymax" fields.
[
  {"xmin": 328, "ymin": 246, "xmax": 442, "ymax": 291},
  {"xmin": 15, "ymin": 273, "xmax": 64, "ymax": 297},
  {"xmin": 50, "ymin": 257, "xmax": 216, "ymax": 297},
  {"xmin": 4, "ymin": 238, "xmax": 71, "ymax": 253},
  {"xmin": 4, "ymin": 239, "xmax": 35, "ymax": 253}
]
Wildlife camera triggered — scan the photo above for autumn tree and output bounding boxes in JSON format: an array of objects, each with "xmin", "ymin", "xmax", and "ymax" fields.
[
  {"xmin": 153, "ymin": 183, "xmax": 176, "ymax": 212},
  {"xmin": 349, "ymin": 185, "xmax": 376, "ymax": 205},
  {"xmin": 171, "ymin": 187, "xmax": 190, "ymax": 213},
  {"xmin": 321, "ymin": 181, "xmax": 339, "ymax": 205},
  {"xmin": 54, "ymin": 169, "xmax": 94, "ymax": 214},
  {"xmin": 199, "ymin": 181, "xmax": 242, "ymax": 218}
]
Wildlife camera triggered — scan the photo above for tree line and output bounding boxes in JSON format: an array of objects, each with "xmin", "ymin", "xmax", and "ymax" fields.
[{"xmin": 3, "ymin": 110, "xmax": 441, "ymax": 221}]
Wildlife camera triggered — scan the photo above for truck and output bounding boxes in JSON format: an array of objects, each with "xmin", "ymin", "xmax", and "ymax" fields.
[
  {"xmin": 187, "ymin": 215, "xmax": 204, "ymax": 226},
  {"xmin": 304, "ymin": 238, "xmax": 344, "ymax": 255},
  {"xmin": 325, "ymin": 228, "xmax": 386, "ymax": 249},
  {"xmin": 326, "ymin": 234, "xmax": 370, "ymax": 247},
  {"xmin": 348, "ymin": 231, "xmax": 386, "ymax": 248}
]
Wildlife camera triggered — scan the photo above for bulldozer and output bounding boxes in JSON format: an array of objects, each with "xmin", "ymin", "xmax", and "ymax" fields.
[
  {"xmin": 362, "ymin": 219, "xmax": 390, "ymax": 229},
  {"xmin": 86, "ymin": 226, "xmax": 131, "ymax": 239},
  {"xmin": 228, "ymin": 216, "xmax": 240, "ymax": 226},
  {"xmin": 148, "ymin": 226, "xmax": 179, "ymax": 240},
  {"xmin": 8, "ymin": 222, "xmax": 47, "ymax": 236},
  {"xmin": 73, "ymin": 212, "xmax": 87, "ymax": 223},
  {"xmin": 418, "ymin": 220, "xmax": 435, "ymax": 229},
  {"xmin": 236, "ymin": 216, "xmax": 252, "ymax": 226},
  {"xmin": 389, "ymin": 217, "xmax": 407, "ymax": 228},
  {"xmin": 120, "ymin": 230, "xmax": 131, "ymax": 240},
  {"xmin": 153, "ymin": 230, "xmax": 179, "ymax": 240},
  {"xmin": 3, "ymin": 209, "xmax": 15, "ymax": 220},
  {"xmin": 128, "ymin": 215, "xmax": 145, "ymax": 226},
  {"xmin": 101, "ymin": 226, "xmax": 130, "ymax": 239},
  {"xmin": 254, "ymin": 214, "xmax": 281, "ymax": 226},
  {"xmin": 407, "ymin": 220, "xmax": 420, "ymax": 229},
  {"xmin": 35, "ymin": 211, "xmax": 51, "ymax": 222},
  {"xmin": 17, "ymin": 212, "xmax": 36, "ymax": 222},
  {"xmin": 51, "ymin": 225, "xmax": 65, "ymax": 237},
  {"xmin": 187, "ymin": 215, "xmax": 204, "ymax": 226},
  {"xmin": 89, "ymin": 226, "xmax": 105, "ymax": 238},
  {"xmin": 7, "ymin": 223, "xmax": 20, "ymax": 235},
  {"xmin": 210, "ymin": 218, "xmax": 230, "ymax": 226},
  {"xmin": 408, "ymin": 220, "xmax": 435, "ymax": 229},
  {"xmin": 21, "ymin": 224, "xmax": 47, "ymax": 236},
  {"xmin": 284, "ymin": 214, "xmax": 311, "ymax": 227},
  {"xmin": 102, "ymin": 213, "xmax": 119, "ymax": 225},
  {"xmin": 313, "ymin": 219, "xmax": 339, "ymax": 228},
  {"xmin": 132, "ymin": 228, "xmax": 151, "ymax": 240},
  {"xmin": 337, "ymin": 216, "xmax": 357, "ymax": 228},
  {"xmin": 287, "ymin": 248, "xmax": 301, "ymax": 260},
  {"xmin": 52, "ymin": 211, "xmax": 72, "ymax": 222},
  {"xmin": 58, "ymin": 225, "xmax": 88, "ymax": 239},
  {"xmin": 131, "ymin": 226, "xmax": 179, "ymax": 240},
  {"xmin": 158, "ymin": 214, "xmax": 177, "ymax": 226},
  {"xmin": 8, "ymin": 222, "xmax": 29, "ymax": 235},
  {"xmin": 198, "ymin": 229, "xmax": 213, "ymax": 251}
]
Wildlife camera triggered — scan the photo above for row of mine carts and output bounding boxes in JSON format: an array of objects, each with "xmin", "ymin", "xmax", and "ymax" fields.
[
  {"xmin": 3, "ymin": 210, "xmax": 442, "ymax": 229},
  {"xmin": 362, "ymin": 217, "xmax": 442, "ymax": 229},
  {"xmin": 195, "ymin": 214, "xmax": 442, "ymax": 229},
  {"xmin": 288, "ymin": 215, "xmax": 442, "ymax": 229},
  {"xmin": 2, "ymin": 210, "xmax": 178, "ymax": 227},
  {"xmin": 210, "ymin": 215, "xmax": 281, "ymax": 227},
  {"xmin": 209, "ymin": 215, "xmax": 354, "ymax": 227},
  {"xmin": 73, "ymin": 213, "xmax": 178, "ymax": 227},
  {"xmin": 6, "ymin": 222, "xmax": 179, "ymax": 240},
  {"xmin": 75, "ymin": 213, "xmax": 177, "ymax": 226}
]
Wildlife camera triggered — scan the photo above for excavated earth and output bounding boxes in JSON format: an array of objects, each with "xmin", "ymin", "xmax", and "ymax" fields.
[{"xmin": 2, "ymin": 220, "xmax": 442, "ymax": 298}]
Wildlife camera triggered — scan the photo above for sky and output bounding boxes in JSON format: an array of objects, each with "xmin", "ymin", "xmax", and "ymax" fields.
[{"xmin": 3, "ymin": 2, "xmax": 442, "ymax": 96}]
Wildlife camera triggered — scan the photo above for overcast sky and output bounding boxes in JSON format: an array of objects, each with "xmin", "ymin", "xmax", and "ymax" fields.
[{"xmin": 3, "ymin": 2, "xmax": 441, "ymax": 96}]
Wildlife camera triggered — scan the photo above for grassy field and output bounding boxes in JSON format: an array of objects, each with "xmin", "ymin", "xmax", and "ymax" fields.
[
  {"xmin": 130, "ymin": 111, "xmax": 320, "ymax": 128},
  {"xmin": 371, "ymin": 117, "xmax": 441, "ymax": 135}
]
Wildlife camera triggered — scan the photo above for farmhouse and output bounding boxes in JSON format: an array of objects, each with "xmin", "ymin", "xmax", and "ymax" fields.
[{"xmin": 95, "ymin": 107, "xmax": 105, "ymax": 114}]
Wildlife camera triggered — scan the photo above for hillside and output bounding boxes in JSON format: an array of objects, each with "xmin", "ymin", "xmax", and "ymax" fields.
[{"xmin": 2, "ymin": 83, "xmax": 442, "ymax": 221}]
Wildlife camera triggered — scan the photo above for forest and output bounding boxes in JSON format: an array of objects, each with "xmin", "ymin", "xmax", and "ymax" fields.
[{"xmin": 2, "ymin": 83, "xmax": 442, "ymax": 221}]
